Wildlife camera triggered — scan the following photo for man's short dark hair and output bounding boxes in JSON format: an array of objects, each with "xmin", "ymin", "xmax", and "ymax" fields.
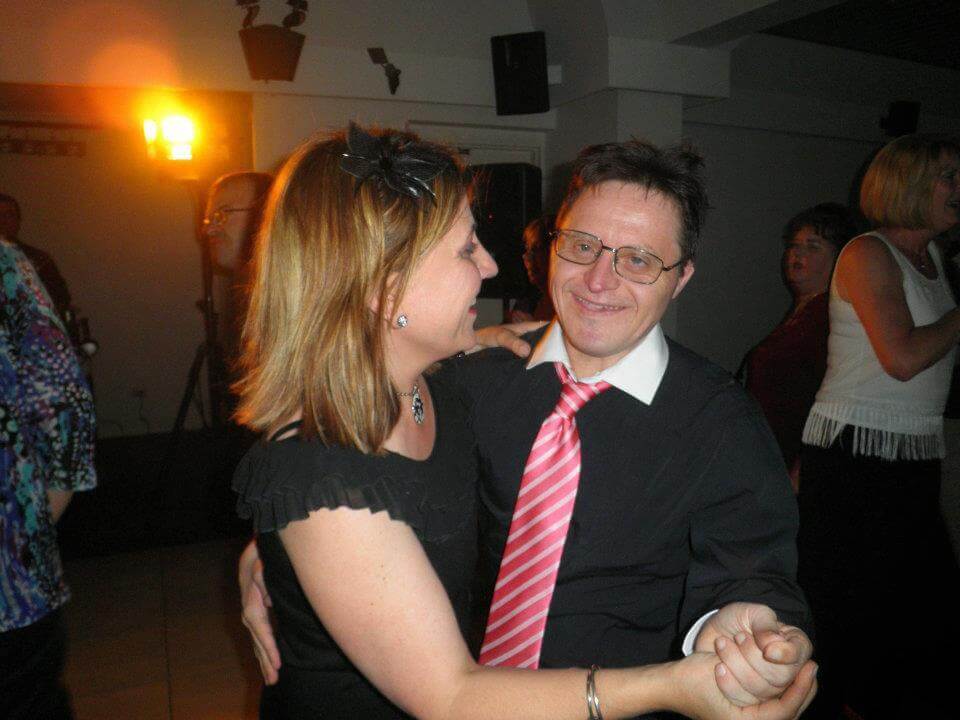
[
  {"xmin": 556, "ymin": 140, "xmax": 707, "ymax": 260},
  {"xmin": 781, "ymin": 202, "xmax": 860, "ymax": 251},
  {"xmin": 0, "ymin": 193, "xmax": 21, "ymax": 219}
]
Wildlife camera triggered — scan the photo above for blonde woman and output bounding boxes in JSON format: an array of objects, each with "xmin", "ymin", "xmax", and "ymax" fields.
[
  {"xmin": 799, "ymin": 134, "xmax": 960, "ymax": 719},
  {"xmin": 232, "ymin": 125, "xmax": 816, "ymax": 720}
]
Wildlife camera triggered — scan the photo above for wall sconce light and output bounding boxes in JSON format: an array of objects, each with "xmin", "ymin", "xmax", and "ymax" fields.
[
  {"xmin": 236, "ymin": 0, "xmax": 308, "ymax": 82},
  {"xmin": 143, "ymin": 114, "xmax": 197, "ymax": 161}
]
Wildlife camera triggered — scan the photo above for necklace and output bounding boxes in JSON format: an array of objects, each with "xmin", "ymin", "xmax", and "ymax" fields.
[
  {"xmin": 397, "ymin": 383, "xmax": 424, "ymax": 425},
  {"xmin": 901, "ymin": 246, "xmax": 930, "ymax": 273}
]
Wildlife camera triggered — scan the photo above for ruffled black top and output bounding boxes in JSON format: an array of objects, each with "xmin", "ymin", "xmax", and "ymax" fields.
[{"xmin": 233, "ymin": 371, "xmax": 479, "ymax": 719}]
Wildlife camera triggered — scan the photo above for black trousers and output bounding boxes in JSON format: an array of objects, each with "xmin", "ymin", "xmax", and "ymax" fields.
[
  {"xmin": 0, "ymin": 609, "xmax": 74, "ymax": 720},
  {"xmin": 798, "ymin": 436, "xmax": 960, "ymax": 719}
]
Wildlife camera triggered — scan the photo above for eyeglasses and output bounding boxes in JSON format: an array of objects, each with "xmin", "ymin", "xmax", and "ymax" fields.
[
  {"xmin": 203, "ymin": 206, "xmax": 255, "ymax": 230},
  {"xmin": 551, "ymin": 229, "xmax": 687, "ymax": 285}
]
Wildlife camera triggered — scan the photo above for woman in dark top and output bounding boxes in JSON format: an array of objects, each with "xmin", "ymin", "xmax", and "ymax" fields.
[
  {"xmin": 743, "ymin": 203, "xmax": 858, "ymax": 489},
  {"xmin": 232, "ymin": 124, "xmax": 815, "ymax": 720}
]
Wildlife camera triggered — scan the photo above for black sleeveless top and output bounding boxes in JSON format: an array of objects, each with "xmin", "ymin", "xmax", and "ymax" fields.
[{"xmin": 233, "ymin": 372, "xmax": 479, "ymax": 718}]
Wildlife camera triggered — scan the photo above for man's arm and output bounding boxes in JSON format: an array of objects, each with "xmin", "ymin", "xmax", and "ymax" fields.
[
  {"xmin": 681, "ymin": 389, "xmax": 809, "ymax": 627},
  {"xmin": 681, "ymin": 385, "xmax": 812, "ymax": 701}
]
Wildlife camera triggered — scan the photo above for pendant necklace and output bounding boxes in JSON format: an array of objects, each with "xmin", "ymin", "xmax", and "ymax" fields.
[{"xmin": 398, "ymin": 383, "xmax": 425, "ymax": 425}]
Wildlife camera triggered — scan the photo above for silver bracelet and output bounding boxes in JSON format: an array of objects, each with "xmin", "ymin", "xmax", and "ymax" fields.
[{"xmin": 586, "ymin": 664, "xmax": 604, "ymax": 720}]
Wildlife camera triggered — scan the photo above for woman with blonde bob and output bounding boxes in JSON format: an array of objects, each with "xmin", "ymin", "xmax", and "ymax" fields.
[
  {"xmin": 231, "ymin": 125, "xmax": 816, "ymax": 720},
  {"xmin": 798, "ymin": 134, "xmax": 960, "ymax": 719}
]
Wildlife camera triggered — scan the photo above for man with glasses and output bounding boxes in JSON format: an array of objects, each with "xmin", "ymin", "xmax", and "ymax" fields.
[
  {"xmin": 203, "ymin": 171, "xmax": 273, "ymax": 275},
  {"xmin": 202, "ymin": 171, "xmax": 272, "ymax": 393},
  {"xmin": 459, "ymin": 139, "xmax": 813, "ymax": 711},
  {"xmin": 239, "ymin": 140, "xmax": 814, "ymax": 715}
]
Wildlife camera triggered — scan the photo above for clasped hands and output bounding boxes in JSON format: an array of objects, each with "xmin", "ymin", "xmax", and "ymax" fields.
[{"xmin": 691, "ymin": 602, "xmax": 816, "ymax": 714}]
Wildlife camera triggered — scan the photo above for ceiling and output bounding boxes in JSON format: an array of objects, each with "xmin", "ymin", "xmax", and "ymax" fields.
[{"xmin": 763, "ymin": 0, "xmax": 960, "ymax": 70}]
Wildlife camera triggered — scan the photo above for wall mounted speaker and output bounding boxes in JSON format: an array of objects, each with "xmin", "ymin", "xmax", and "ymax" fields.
[
  {"xmin": 239, "ymin": 25, "xmax": 305, "ymax": 81},
  {"xmin": 490, "ymin": 32, "xmax": 550, "ymax": 116},
  {"xmin": 880, "ymin": 101, "xmax": 920, "ymax": 137}
]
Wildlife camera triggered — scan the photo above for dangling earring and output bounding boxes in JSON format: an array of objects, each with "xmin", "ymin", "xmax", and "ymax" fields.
[{"xmin": 396, "ymin": 313, "xmax": 409, "ymax": 328}]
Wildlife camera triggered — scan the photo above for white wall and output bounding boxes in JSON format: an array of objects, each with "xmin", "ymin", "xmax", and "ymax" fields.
[
  {"xmin": 0, "ymin": 1, "xmax": 550, "ymax": 436},
  {"xmin": 0, "ymin": 126, "xmax": 199, "ymax": 436},
  {"xmin": 4, "ymin": 2, "xmax": 960, "ymax": 432},
  {"xmin": 0, "ymin": 1, "xmax": 531, "ymax": 104},
  {"xmin": 677, "ymin": 120, "xmax": 877, "ymax": 372}
]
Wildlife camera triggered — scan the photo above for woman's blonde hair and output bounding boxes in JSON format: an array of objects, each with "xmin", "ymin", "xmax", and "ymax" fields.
[
  {"xmin": 860, "ymin": 134, "xmax": 960, "ymax": 229},
  {"xmin": 234, "ymin": 126, "xmax": 467, "ymax": 452}
]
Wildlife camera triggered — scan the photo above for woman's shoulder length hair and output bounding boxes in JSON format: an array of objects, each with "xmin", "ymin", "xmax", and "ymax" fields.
[
  {"xmin": 233, "ymin": 126, "xmax": 467, "ymax": 453},
  {"xmin": 860, "ymin": 133, "xmax": 960, "ymax": 229}
]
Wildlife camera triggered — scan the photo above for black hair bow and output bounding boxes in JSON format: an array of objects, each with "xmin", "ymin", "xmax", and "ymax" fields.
[{"xmin": 339, "ymin": 123, "xmax": 452, "ymax": 203}]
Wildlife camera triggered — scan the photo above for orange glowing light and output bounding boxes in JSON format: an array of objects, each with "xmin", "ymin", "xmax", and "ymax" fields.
[
  {"xmin": 143, "ymin": 119, "xmax": 158, "ymax": 144},
  {"xmin": 143, "ymin": 114, "xmax": 197, "ymax": 162}
]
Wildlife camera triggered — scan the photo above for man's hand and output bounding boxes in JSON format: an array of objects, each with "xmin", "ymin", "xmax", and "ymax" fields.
[
  {"xmin": 239, "ymin": 539, "xmax": 281, "ymax": 684},
  {"xmin": 470, "ymin": 320, "xmax": 548, "ymax": 358},
  {"xmin": 695, "ymin": 603, "xmax": 813, "ymax": 705},
  {"xmin": 672, "ymin": 652, "xmax": 817, "ymax": 720}
]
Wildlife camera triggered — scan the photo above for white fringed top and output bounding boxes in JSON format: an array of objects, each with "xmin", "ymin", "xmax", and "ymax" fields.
[{"xmin": 802, "ymin": 232, "xmax": 956, "ymax": 460}]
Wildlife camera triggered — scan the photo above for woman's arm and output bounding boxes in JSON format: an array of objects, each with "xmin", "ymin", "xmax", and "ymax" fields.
[
  {"xmin": 46, "ymin": 489, "xmax": 73, "ymax": 523},
  {"xmin": 836, "ymin": 235, "xmax": 960, "ymax": 381},
  {"xmin": 280, "ymin": 506, "xmax": 816, "ymax": 720}
]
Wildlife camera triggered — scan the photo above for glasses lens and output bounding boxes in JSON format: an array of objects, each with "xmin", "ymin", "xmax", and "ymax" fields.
[
  {"xmin": 204, "ymin": 209, "xmax": 226, "ymax": 228},
  {"xmin": 615, "ymin": 248, "xmax": 662, "ymax": 284},
  {"xmin": 556, "ymin": 230, "xmax": 600, "ymax": 265}
]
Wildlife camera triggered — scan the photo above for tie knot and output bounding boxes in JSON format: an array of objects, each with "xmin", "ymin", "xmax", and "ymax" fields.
[{"xmin": 554, "ymin": 363, "xmax": 610, "ymax": 419}]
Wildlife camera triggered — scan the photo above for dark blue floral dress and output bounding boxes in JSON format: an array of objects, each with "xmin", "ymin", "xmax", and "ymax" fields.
[{"xmin": 1, "ymin": 239, "xmax": 96, "ymax": 632}]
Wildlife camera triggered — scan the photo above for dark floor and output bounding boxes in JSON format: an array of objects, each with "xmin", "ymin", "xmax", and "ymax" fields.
[
  {"xmin": 63, "ymin": 537, "xmax": 262, "ymax": 719},
  {"xmin": 58, "ymin": 427, "xmax": 263, "ymax": 718}
]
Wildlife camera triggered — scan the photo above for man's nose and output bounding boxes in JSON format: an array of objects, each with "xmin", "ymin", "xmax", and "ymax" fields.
[{"xmin": 583, "ymin": 249, "xmax": 619, "ymax": 291}]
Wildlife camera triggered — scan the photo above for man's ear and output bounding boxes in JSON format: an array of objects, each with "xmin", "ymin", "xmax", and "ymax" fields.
[{"xmin": 671, "ymin": 260, "xmax": 695, "ymax": 300}]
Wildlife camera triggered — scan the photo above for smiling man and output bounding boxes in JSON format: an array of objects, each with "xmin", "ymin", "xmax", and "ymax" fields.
[{"xmin": 455, "ymin": 139, "xmax": 814, "ymax": 716}]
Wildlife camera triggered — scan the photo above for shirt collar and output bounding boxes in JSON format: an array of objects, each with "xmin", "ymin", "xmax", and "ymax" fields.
[{"xmin": 525, "ymin": 320, "xmax": 670, "ymax": 405}]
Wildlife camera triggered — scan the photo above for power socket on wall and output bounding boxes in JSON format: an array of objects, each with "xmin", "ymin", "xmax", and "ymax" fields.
[{"xmin": 130, "ymin": 389, "xmax": 151, "ymax": 433}]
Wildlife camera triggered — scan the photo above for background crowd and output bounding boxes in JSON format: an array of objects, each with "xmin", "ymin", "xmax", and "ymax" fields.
[{"xmin": 2, "ymin": 129, "xmax": 958, "ymax": 720}]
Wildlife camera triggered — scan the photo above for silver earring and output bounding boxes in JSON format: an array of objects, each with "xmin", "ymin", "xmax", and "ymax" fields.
[{"xmin": 396, "ymin": 313, "xmax": 408, "ymax": 328}]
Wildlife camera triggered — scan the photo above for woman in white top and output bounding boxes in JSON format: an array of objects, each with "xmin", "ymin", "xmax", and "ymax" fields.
[{"xmin": 798, "ymin": 134, "xmax": 960, "ymax": 720}]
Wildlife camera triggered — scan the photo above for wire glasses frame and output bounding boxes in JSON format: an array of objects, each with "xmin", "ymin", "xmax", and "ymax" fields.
[
  {"xmin": 203, "ymin": 206, "xmax": 256, "ymax": 230},
  {"xmin": 551, "ymin": 228, "xmax": 687, "ymax": 285}
]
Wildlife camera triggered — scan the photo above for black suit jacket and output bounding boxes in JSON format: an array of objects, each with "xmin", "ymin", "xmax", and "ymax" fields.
[{"xmin": 444, "ymin": 330, "xmax": 810, "ymax": 675}]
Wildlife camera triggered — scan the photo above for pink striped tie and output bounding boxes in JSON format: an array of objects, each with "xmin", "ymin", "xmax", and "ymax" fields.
[{"xmin": 479, "ymin": 362, "xmax": 610, "ymax": 668}]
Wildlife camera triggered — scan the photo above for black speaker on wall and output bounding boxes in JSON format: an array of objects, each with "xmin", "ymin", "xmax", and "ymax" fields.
[
  {"xmin": 471, "ymin": 163, "xmax": 542, "ymax": 299},
  {"xmin": 490, "ymin": 31, "xmax": 550, "ymax": 116},
  {"xmin": 880, "ymin": 101, "xmax": 920, "ymax": 137}
]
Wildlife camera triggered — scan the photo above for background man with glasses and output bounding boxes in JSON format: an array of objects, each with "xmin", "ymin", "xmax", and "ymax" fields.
[
  {"xmin": 202, "ymin": 171, "xmax": 272, "ymax": 399},
  {"xmin": 239, "ymin": 140, "xmax": 815, "ymax": 715}
]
